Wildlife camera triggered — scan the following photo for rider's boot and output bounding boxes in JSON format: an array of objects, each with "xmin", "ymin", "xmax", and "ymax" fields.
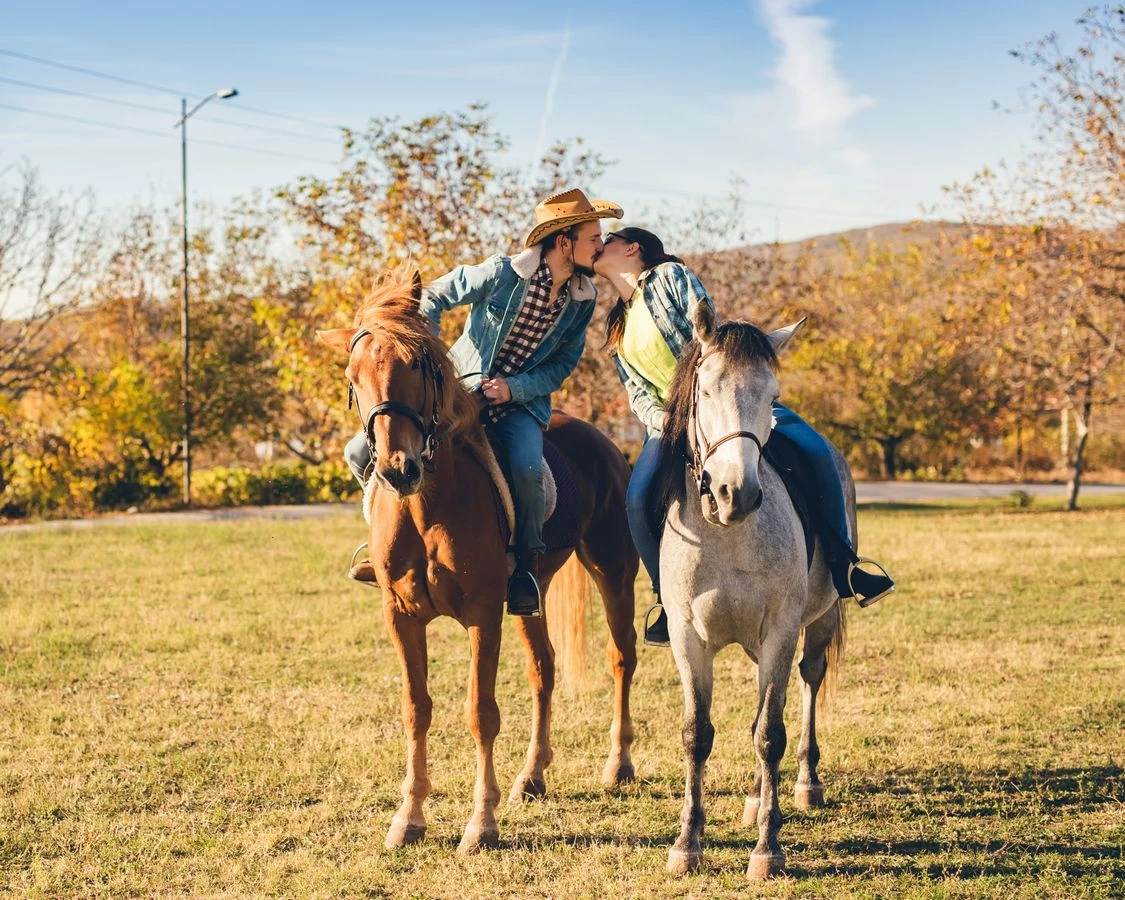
[
  {"xmin": 848, "ymin": 563, "xmax": 895, "ymax": 608},
  {"xmin": 826, "ymin": 538, "xmax": 895, "ymax": 607},
  {"xmin": 507, "ymin": 552, "xmax": 542, "ymax": 617},
  {"xmin": 348, "ymin": 542, "xmax": 378, "ymax": 586}
]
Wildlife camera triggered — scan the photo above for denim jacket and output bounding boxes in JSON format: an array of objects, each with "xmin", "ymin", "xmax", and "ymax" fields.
[
  {"xmin": 419, "ymin": 246, "xmax": 597, "ymax": 428},
  {"xmin": 611, "ymin": 261, "xmax": 716, "ymax": 435}
]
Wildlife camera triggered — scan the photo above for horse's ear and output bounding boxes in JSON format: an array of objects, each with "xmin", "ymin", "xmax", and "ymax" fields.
[
  {"xmin": 692, "ymin": 301, "xmax": 716, "ymax": 344},
  {"xmin": 317, "ymin": 328, "xmax": 357, "ymax": 355},
  {"xmin": 766, "ymin": 318, "xmax": 807, "ymax": 356},
  {"xmin": 410, "ymin": 268, "xmax": 423, "ymax": 302}
]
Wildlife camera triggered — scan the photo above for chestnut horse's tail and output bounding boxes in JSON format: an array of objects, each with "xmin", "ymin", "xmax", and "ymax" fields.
[{"xmin": 546, "ymin": 553, "xmax": 591, "ymax": 692}]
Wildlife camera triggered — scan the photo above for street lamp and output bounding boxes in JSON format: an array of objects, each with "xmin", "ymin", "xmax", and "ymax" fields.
[{"xmin": 175, "ymin": 86, "xmax": 238, "ymax": 506}]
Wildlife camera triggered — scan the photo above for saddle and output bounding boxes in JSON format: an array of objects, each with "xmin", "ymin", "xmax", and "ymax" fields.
[
  {"xmin": 360, "ymin": 421, "xmax": 581, "ymax": 553},
  {"xmin": 761, "ymin": 431, "xmax": 817, "ymax": 570}
]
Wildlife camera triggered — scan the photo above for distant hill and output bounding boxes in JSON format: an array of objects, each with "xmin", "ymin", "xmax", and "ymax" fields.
[{"xmin": 765, "ymin": 219, "xmax": 968, "ymax": 264}]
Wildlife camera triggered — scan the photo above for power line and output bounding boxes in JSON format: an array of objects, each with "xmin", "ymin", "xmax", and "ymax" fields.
[
  {"xmin": 0, "ymin": 47, "xmax": 183, "ymax": 96},
  {"xmin": 0, "ymin": 75, "xmax": 342, "ymax": 146},
  {"xmin": 0, "ymin": 75, "xmax": 172, "ymax": 115},
  {"xmin": 0, "ymin": 47, "xmax": 346, "ymax": 133},
  {"xmin": 0, "ymin": 103, "xmax": 336, "ymax": 165}
]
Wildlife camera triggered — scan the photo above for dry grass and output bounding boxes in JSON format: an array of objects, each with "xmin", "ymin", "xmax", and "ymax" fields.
[{"xmin": 1, "ymin": 498, "xmax": 1122, "ymax": 898}]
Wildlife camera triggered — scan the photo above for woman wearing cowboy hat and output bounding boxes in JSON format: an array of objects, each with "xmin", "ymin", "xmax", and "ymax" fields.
[
  {"xmin": 594, "ymin": 227, "xmax": 896, "ymax": 646},
  {"xmin": 346, "ymin": 188, "xmax": 623, "ymax": 617}
]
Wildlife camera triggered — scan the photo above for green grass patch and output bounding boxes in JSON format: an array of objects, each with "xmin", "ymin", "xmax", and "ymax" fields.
[{"xmin": 1, "ymin": 505, "xmax": 1122, "ymax": 897}]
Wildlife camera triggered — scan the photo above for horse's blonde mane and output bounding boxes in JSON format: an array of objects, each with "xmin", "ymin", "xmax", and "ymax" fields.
[{"xmin": 353, "ymin": 264, "xmax": 487, "ymax": 456}]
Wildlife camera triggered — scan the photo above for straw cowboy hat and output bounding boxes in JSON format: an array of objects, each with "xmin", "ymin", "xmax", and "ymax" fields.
[{"xmin": 524, "ymin": 188, "xmax": 623, "ymax": 248}]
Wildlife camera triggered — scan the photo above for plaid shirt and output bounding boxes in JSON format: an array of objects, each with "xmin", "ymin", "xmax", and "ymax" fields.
[{"xmin": 484, "ymin": 258, "xmax": 568, "ymax": 424}]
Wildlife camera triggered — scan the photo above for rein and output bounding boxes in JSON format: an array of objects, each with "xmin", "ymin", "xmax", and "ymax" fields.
[
  {"xmin": 687, "ymin": 345, "xmax": 768, "ymax": 501},
  {"xmin": 347, "ymin": 327, "xmax": 445, "ymax": 471}
]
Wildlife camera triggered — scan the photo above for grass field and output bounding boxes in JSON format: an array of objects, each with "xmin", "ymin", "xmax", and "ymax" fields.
[{"xmin": 1, "ymin": 499, "xmax": 1123, "ymax": 898}]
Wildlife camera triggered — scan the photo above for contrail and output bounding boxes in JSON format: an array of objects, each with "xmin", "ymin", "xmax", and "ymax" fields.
[{"xmin": 532, "ymin": 19, "xmax": 572, "ymax": 167}]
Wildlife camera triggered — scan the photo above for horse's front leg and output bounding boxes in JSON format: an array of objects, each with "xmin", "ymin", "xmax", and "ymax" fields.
[
  {"xmin": 509, "ymin": 610, "xmax": 554, "ymax": 802},
  {"xmin": 384, "ymin": 609, "xmax": 432, "ymax": 849},
  {"xmin": 458, "ymin": 619, "xmax": 503, "ymax": 853},
  {"xmin": 666, "ymin": 618, "xmax": 715, "ymax": 876},
  {"xmin": 746, "ymin": 631, "xmax": 799, "ymax": 881}
]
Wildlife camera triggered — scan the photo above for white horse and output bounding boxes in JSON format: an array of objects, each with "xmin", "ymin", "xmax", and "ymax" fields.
[{"xmin": 658, "ymin": 303, "xmax": 848, "ymax": 881}]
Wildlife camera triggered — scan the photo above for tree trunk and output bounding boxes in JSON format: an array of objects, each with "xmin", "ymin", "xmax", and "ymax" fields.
[
  {"xmin": 1060, "ymin": 405, "xmax": 1070, "ymax": 464},
  {"xmin": 1015, "ymin": 419, "xmax": 1024, "ymax": 482},
  {"xmin": 1065, "ymin": 402, "xmax": 1091, "ymax": 512},
  {"xmin": 879, "ymin": 437, "xmax": 900, "ymax": 480}
]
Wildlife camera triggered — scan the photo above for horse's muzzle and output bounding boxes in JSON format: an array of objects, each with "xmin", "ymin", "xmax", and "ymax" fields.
[
  {"xmin": 710, "ymin": 480, "xmax": 764, "ymax": 525},
  {"xmin": 377, "ymin": 458, "xmax": 423, "ymax": 496}
]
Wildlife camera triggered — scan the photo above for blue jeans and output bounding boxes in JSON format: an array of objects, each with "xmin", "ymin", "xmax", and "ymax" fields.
[
  {"xmin": 485, "ymin": 409, "xmax": 546, "ymax": 558},
  {"xmin": 771, "ymin": 402, "xmax": 852, "ymax": 550},
  {"xmin": 625, "ymin": 403, "xmax": 855, "ymax": 597},
  {"xmin": 626, "ymin": 436, "xmax": 664, "ymax": 595},
  {"xmin": 345, "ymin": 430, "xmax": 370, "ymax": 487}
]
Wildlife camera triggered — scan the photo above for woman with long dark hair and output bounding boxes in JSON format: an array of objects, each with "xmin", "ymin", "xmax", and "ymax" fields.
[{"xmin": 594, "ymin": 227, "xmax": 894, "ymax": 646}]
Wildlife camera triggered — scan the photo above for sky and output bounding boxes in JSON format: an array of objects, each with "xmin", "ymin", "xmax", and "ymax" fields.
[{"xmin": 0, "ymin": 0, "xmax": 1091, "ymax": 244}]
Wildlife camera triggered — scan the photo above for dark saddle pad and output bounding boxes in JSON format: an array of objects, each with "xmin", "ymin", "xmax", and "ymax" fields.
[
  {"xmin": 490, "ymin": 434, "xmax": 581, "ymax": 553},
  {"xmin": 644, "ymin": 431, "xmax": 817, "ymax": 569},
  {"xmin": 761, "ymin": 431, "xmax": 817, "ymax": 570}
]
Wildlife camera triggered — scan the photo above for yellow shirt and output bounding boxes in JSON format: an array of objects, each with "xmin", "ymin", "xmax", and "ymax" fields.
[{"xmin": 619, "ymin": 287, "xmax": 678, "ymax": 403}]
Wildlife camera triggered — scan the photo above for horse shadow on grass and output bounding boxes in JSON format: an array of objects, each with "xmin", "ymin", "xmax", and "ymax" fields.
[{"xmin": 499, "ymin": 763, "xmax": 1124, "ymax": 881}]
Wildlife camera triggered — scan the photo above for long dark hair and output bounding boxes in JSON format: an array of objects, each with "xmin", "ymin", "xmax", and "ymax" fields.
[{"xmin": 603, "ymin": 228, "xmax": 684, "ymax": 351}]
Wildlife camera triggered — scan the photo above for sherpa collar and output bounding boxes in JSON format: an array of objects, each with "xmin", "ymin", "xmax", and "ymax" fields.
[{"xmin": 510, "ymin": 246, "xmax": 596, "ymax": 302}]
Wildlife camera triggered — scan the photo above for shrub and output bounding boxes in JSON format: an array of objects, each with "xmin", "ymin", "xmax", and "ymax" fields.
[{"xmin": 193, "ymin": 462, "xmax": 360, "ymax": 507}]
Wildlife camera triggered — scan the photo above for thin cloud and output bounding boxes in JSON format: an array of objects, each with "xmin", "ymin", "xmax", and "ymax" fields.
[
  {"xmin": 758, "ymin": 0, "xmax": 874, "ymax": 139},
  {"xmin": 532, "ymin": 17, "xmax": 571, "ymax": 165}
]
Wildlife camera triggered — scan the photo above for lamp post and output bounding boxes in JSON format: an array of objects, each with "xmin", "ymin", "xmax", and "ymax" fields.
[{"xmin": 175, "ymin": 87, "xmax": 238, "ymax": 506}]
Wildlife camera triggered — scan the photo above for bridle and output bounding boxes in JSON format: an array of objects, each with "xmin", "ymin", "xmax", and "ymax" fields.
[
  {"xmin": 346, "ymin": 328, "xmax": 444, "ymax": 472},
  {"xmin": 687, "ymin": 345, "xmax": 768, "ymax": 501}
]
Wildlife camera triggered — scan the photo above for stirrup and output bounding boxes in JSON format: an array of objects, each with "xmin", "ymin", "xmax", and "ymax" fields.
[
  {"xmin": 348, "ymin": 542, "xmax": 379, "ymax": 587},
  {"xmin": 848, "ymin": 557, "xmax": 895, "ymax": 608},
  {"xmin": 642, "ymin": 602, "xmax": 670, "ymax": 648},
  {"xmin": 350, "ymin": 542, "xmax": 369, "ymax": 570}
]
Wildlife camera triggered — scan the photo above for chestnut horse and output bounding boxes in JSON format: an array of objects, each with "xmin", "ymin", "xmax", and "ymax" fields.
[{"xmin": 318, "ymin": 267, "xmax": 639, "ymax": 853}]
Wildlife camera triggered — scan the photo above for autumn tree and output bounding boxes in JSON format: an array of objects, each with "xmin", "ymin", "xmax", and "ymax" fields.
[
  {"xmin": 0, "ymin": 165, "xmax": 103, "ymax": 506},
  {"xmin": 947, "ymin": 4, "xmax": 1124, "ymax": 506},
  {"xmin": 265, "ymin": 106, "xmax": 608, "ymax": 462},
  {"xmin": 783, "ymin": 238, "xmax": 1005, "ymax": 479}
]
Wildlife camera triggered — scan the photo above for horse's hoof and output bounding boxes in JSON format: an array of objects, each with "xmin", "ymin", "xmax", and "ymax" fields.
[
  {"xmin": 601, "ymin": 760, "xmax": 636, "ymax": 786},
  {"xmin": 794, "ymin": 782, "xmax": 825, "ymax": 809},
  {"xmin": 457, "ymin": 826, "xmax": 500, "ymax": 854},
  {"xmin": 384, "ymin": 821, "xmax": 426, "ymax": 849},
  {"xmin": 746, "ymin": 850, "xmax": 786, "ymax": 881},
  {"xmin": 742, "ymin": 796, "xmax": 760, "ymax": 825},
  {"xmin": 508, "ymin": 775, "xmax": 547, "ymax": 803},
  {"xmin": 667, "ymin": 848, "xmax": 703, "ymax": 876}
]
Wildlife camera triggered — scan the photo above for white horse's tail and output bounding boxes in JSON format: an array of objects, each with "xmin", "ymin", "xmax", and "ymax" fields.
[
  {"xmin": 546, "ymin": 553, "xmax": 591, "ymax": 693},
  {"xmin": 820, "ymin": 597, "xmax": 848, "ymax": 715}
]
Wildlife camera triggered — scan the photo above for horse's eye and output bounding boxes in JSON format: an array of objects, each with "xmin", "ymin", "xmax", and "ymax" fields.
[{"xmin": 411, "ymin": 358, "xmax": 420, "ymax": 370}]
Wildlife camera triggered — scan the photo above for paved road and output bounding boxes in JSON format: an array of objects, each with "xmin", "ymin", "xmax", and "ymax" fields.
[{"xmin": 2, "ymin": 482, "xmax": 1122, "ymax": 533}]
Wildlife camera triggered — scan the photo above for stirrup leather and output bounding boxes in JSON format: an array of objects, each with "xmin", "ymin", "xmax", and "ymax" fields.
[
  {"xmin": 847, "ymin": 557, "xmax": 895, "ymax": 608},
  {"xmin": 642, "ymin": 601, "xmax": 668, "ymax": 647}
]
